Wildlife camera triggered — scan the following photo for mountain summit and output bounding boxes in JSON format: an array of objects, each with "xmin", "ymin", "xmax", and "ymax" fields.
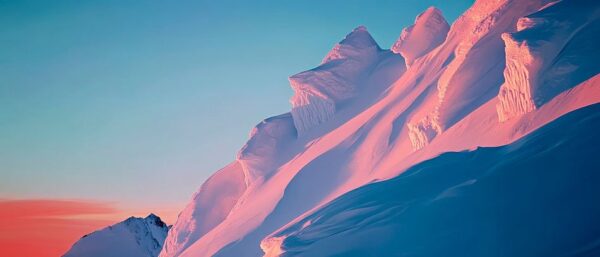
[
  {"xmin": 391, "ymin": 7, "xmax": 450, "ymax": 66},
  {"xmin": 321, "ymin": 25, "xmax": 380, "ymax": 64},
  {"xmin": 64, "ymin": 214, "xmax": 169, "ymax": 257},
  {"xmin": 289, "ymin": 25, "xmax": 403, "ymax": 136}
]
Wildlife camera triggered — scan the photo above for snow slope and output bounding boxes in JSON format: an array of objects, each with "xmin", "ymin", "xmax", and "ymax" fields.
[
  {"xmin": 64, "ymin": 214, "xmax": 169, "ymax": 257},
  {"xmin": 161, "ymin": 1, "xmax": 600, "ymax": 256},
  {"xmin": 263, "ymin": 103, "xmax": 600, "ymax": 257}
]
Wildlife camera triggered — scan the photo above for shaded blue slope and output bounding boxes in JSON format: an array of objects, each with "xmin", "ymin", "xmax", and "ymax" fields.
[{"xmin": 273, "ymin": 104, "xmax": 600, "ymax": 257}]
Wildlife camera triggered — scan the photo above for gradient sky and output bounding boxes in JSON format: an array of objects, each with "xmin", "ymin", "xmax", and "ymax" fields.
[{"xmin": 0, "ymin": 0, "xmax": 473, "ymax": 230}]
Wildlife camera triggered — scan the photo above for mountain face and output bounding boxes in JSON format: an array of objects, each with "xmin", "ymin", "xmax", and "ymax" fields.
[
  {"xmin": 64, "ymin": 214, "xmax": 169, "ymax": 257},
  {"xmin": 161, "ymin": 0, "xmax": 600, "ymax": 257},
  {"xmin": 262, "ymin": 104, "xmax": 600, "ymax": 257}
]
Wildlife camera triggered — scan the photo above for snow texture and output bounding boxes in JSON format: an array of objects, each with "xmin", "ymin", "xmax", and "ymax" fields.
[
  {"xmin": 391, "ymin": 7, "xmax": 450, "ymax": 66},
  {"xmin": 64, "ymin": 214, "xmax": 169, "ymax": 257},
  {"xmin": 159, "ymin": 1, "xmax": 600, "ymax": 257},
  {"xmin": 160, "ymin": 162, "xmax": 246, "ymax": 257},
  {"xmin": 406, "ymin": 0, "xmax": 555, "ymax": 150},
  {"xmin": 237, "ymin": 113, "xmax": 297, "ymax": 184},
  {"xmin": 290, "ymin": 26, "xmax": 383, "ymax": 136},
  {"xmin": 497, "ymin": 0, "xmax": 600, "ymax": 121},
  {"xmin": 263, "ymin": 104, "xmax": 600, "ymax": 257}
]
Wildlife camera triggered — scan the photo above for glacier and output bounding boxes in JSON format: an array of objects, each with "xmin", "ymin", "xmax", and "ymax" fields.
[{"xmin": 156, "ymin": 0, "xmax": 600, "ymax": 256}]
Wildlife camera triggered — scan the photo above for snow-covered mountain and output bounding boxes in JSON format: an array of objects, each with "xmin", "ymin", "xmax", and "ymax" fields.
[
  {"xmin": 262, "ymin": 104, "xmax": 600, "ymax": 257},
  {"xmin": 160, "ymin": 0, "xmax": 600, "ymax": 256},
  {"xmin": 64, "ymin": 214, "xmax": 169, "ymax": 257}
]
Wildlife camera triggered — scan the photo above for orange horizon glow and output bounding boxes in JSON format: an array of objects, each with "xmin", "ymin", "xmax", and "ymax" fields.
[{"xmin": 0, "ymin": 198, "xmax": 179, "ymax": 257}]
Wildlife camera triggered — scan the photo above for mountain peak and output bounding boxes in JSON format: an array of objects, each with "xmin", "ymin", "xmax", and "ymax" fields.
[
  {"xmin": 322, "ymin": 25, "xmax": 380, "ymax": 64},
  {"xmin": 145, "ymin": 213, "xmax": 168, "ymax": 227},
  {"xmin": 64, "ymin": 214, "xmax": 170, "ymax": 257},
  {"xmin": 289, "ymin": 24, "xmax": 393, "ymax": 136},
  {"xmin": 421, "ymin": 6, "xmax": 444, "ymax": 19},
  {"xmin": 391, "ymin": 6, "xmax": 449, "ymax": 65},
  {"xmin": 338, "ymin": 25, "xmax": 378, "ymax": 48},
  {"xmin": 145, "ymin": 213, "xmax": 159, "ymax": 220}
]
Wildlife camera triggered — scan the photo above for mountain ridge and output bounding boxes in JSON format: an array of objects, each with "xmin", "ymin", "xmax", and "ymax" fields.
[
  {"xmin": 154, "ymin": 1, "xmax": 600, "ymax": 256},
  {"xmin": 64, "ymin": 214, "xmax": 169, "ymax": 257}
]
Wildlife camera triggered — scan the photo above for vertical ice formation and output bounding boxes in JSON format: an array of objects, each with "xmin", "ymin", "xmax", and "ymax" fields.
[
  {"xmin": 497, "ymin": 0, "xmax": 600, "ymax": 121},
  {"xmin": 496, "ymin": 30, "xmax": 539, "ymax": 122},
  {"xmin": 407, "ymin": 0, "xmax": 553, "ymax": 150},
  {"xmin": 407, "ymin": 116, "xmax": 442, "ymax": 150},
  {"xmin": 290, "ymin": 26, "xmax": 381, "ymax": 136},
  {"xmin": 391, "ymin": 7, "xmax": 450, "ymax": 66}
]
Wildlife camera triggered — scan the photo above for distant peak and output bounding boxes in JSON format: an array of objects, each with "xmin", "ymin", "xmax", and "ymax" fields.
[
  {"xmin": 65, "ymin": 213, "xmax": 170, "ymax": 257},
  {"xmin": 338, "ymin": 25, "xmax": 379, "ymax": 49},
  {"xmin": 145, "ymin": 213, "xmax": 159, "ymax": 220},
  {"xmin": 422, "ymin": 6, "xmax": 444, "ymax": 17},
  {"xmin": 121, "ymin": 213, "xmax": 165, "ymax": 225},
  {"xmin": 321, "ymin": 25, "xmax": 380, "ymax": 64},
  {"xmin": 145, "ymin": 213, "xmax": 168, "ymax": 227},
  {"xmin": 353, "ymin": 25, "xmax": 368, "ymax": 32}
]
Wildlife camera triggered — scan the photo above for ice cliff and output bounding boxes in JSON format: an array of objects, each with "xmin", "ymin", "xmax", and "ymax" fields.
[{"xmin": 391, "ymin": 7, "xmax": 450, "ymax": 66}]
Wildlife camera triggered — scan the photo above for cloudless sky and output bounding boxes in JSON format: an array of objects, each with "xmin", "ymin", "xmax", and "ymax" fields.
[{"xmin": 0, "ymin": 0, "xmax": 473, "ymax": 222}]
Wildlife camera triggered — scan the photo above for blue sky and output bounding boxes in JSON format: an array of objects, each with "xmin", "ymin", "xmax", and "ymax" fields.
[{"xmin": 0, "ymin": 0, "xmax": 473, "ymax": 217}]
